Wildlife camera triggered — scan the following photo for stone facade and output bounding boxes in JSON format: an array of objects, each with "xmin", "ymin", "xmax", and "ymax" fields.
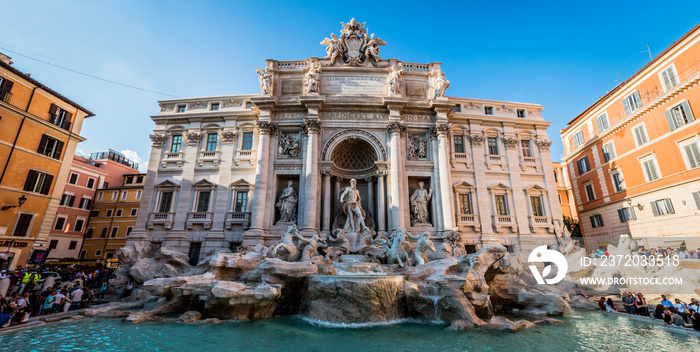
[{"xmin": 129, "ymin": 20, "xmax": 562, "ymax": 262}]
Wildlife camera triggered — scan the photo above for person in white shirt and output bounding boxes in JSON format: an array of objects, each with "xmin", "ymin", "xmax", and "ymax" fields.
[
  {"xmin": 16, "ymin": 293, "xmax": 30, "ymax": 309},
  {"xmin": 53, "ymin": 291, "xmax": 66, "ymax": 313},
  {"xmin": 70, "ymin": 288, "xmax": 84, "ymax": 310}
]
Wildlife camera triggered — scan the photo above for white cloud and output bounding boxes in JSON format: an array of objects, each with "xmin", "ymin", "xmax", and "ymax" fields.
[
  {"xmin": 76, "ymin": 149, "xmax": 90, "ymax": 157},
  {"xmin": 120, "ymin": 150, "xmax": 147, "ymax": 172}
]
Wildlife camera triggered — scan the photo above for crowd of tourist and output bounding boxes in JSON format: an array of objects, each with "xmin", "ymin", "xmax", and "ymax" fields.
[
  {"xmin": 597, "ymin": 293, "xmax": 700, "ymax": 331},
  {"xmin": 0, "ymin": 266, "xmax": 113, "ymax": 329},
  {"xmin": 588, "ymin": 246, "xmax": 700, "ymax": 259}
]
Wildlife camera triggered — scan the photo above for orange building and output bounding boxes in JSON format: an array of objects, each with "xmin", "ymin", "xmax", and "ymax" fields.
[
  {"xmin": 561, "ymin": 24, "xmax": 700, "ymax": 251},
  {"xmin": 552, "ymin": 161, "xmax": 577, "ymax": 222},
  {"xmin": 0, "ymin": 53, "xmax": 93, "ymax": 270}
]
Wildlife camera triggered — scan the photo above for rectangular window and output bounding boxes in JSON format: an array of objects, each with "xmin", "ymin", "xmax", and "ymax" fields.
[
  {"xmin": 159, "ymin": 191, "xmax": 173, "ymax": 212},
  {"xmin": 49, "ymin": 104, "xmax": 73, "ymax": 130},
  {"xmin": 211, "ymin": 103, "xmax": 220, "ymax": 111},
  {"xmin": 682, "ymin": 141, "xmax": 700, "ymax": 169},
  {"xmin": 49, "ymin": 240, "xmax": 58, "ymax": 250},
  {"xmin": 75, "ymin": 219, "xmax": 84, "ymax": 232},
  {"xmin": 0, "ymin": 76, "xmax": 14, "ymax": 102},
  {"xmin": 521, "ymin": 139, "xmax": 532, "ymax": 157},
  {"xmin": 572, "ymin": 131, "xmax": 585, "ymax": 149},
  {"xmin": 617, "ymin": 207, "xmax": 637, "ymax": 223},
  {"xmin": 177, "ymin": 105, "xmax": 186, "ymax": 113},
  {"xmin": 612, "ymin": 172, "xmax": 625, "ymax": 192},
  {"xmin": 90, "ymin": 210, "xmax": 99, "ymax": 217},
  {"xmin": 111, "ymin": 227, "xmax": 118, "ymax": 238},
  {"xmin": 79, "ymin": 198, "xmax": 92, "ymax": 210},
  {"xmin": 487, "ymin": 137, "xmax": 499, "ymax": 155},
  {"xmin": 86, "ymin": 228, "xmax": 94, "ymax": 238},
  {"xmin": 131, "ymin": 208, "xmax": 138, "ymax": 216},
  {"xmin": 136, "ymin": 190, "xmax": 142, "ymax": 199},
  {"xmin": 68, "ymin": 173, "xmax": 79, "ymax": 185},
  {"xmin": 95, "ymin": 249, "xmax": 103, "ymax": 257},
  {"xmin": 13, "ymin": 213, "xmax": 33, "ymax": 237},
  {"xmin": 601, "ymin": 142, "xmax": 616, "ymax": 163},
  {"xmin": 576, "ymin": 156, "xmax": 590, "ymax": 175},
  {"xmin": 86, "ymin": 178, "xmax": 96, "ymax": 189},
  {"xmin": 68, "ymin": 241, "xmax": 77, "ymax": 250},
  {"xmin": 453, "ymin": 135, "xmax": 465, "ymax": 153},
  {"xmin": 651, "ymin": 198, "xmax": 675, "ymax": 216},
  {"xmin": 241, "ymin": 132, "xmax": 253, "ymax": 150},
  {"xmin": 517, "ymin": 109, "xmax": 526, "ymax": 118},
  {"xmin": 112, "ymin": 191, "xmax": 118, "ymax": 200},
  {"xmin": 235, "ymin": 191, "xmax": 248, "ymax": 212},
  {"xmin": 100, "ymin": 228, "xmax": 108, "ymax": 238},
  {"xmin": 530, "ymin": 196, "xmax": 544, "ymax": 216},
  {"xmin": 484, "ymin": 106, "xmax": 494, "ymax": 115},
  {"xmin": 692, "ymin": 191, "xmax": 700, "ymax": 210},
  {"xmin": 623, "ymin": 91, "xmax": 642, "ymax": 115},
  {"xmin": 23, "ymin": 170, "xmax": 53, "ymax": 195},
  {"xmin": 596, "ymin": 113, "xmax": 610, "ymax": 133},
  {"xmin": 121, "ymin": 191, "xmax": 128, "ymax": 200},
  {"xmin": 641, "ymin": 157, "xmax": 660, "ymax": 182},
  {"xmin": 125, "ymin": 176, "xmax": 133, "ymax": 184},
  {"xmin": 206, "ymin": 133, "xmax": 218, "ymax": 151},
  {"xmin": 585, "ymin": 184, "xmax": 595, "ymax": 202},
  {"xmin": 590, "ymin": 214, "xmax": 604, "ymax": 228},
  {"xmin": 54, "ymin": 217, "xmax": 66, "ymax": 231},
  {"xmin": 106, "ymin": 209, "xmax": 113, "ymax": 217},
  {"xmin": 97, "ymin": 192, "xmax": 103, "ymax": 201},
  {"xmin": 495, "ymin": 194, "xmax": 509, "ymax": 216},
  {"xmin": 196, "ymin": 191, "xmax": 211, "ymax": 212},
  {"xmin": 660, "ymin": 66, "xmax": 679, "ymax": 91},
  {"xmin": 459, "ymin": 193, "xmax": 472, "ymax": 214},
  {"xmin": 79, "ymin": 251, "xmax": 86, "ymax": 259},
  {"xmin": 137, "ymin": 176, "xmax": 144, "ymax": 183},
  {"xmin": 37, "ymin": 135, "xmax": 64, "ymax": 159},
  {"xmin": 126, "ymin": 226, "xmax": 133, "ymax": 236},
  {"xmin": 171, "ymin": 135, "xmax": 183, "ymax": 153},
  {"xmin": 665, "ymin": 101, "xmax": 695, "ymax": 131},
  {"xmin": 115, "ymin": 209, "xmax": 123, "ymax": 217},
  {"xmin": 60, "ymin": 194, "xmax": 75, "ymax": 207},
  {"xmin": 633, "ymin": 124, "xmax": 648, "ymax": 146}
]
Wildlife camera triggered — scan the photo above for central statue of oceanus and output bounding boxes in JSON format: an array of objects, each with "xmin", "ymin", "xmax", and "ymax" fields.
[{"xmin": 339, "ymin": 178, "xmax": 368, "ymax": 233}]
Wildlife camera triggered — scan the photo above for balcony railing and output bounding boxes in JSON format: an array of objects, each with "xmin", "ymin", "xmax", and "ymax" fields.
[
  {"xmin": 492, "ymin": 214, "xmax": 517, "ymax": 233},
  {"xmin": 161, "ymin": 151, "xmax": 184, "ymax": 168},
  {"xmin": 485, "ymin": 154, "xmax": 506, "ymax": 171},
  {"xmin": 198, "ymin": 150, "xmax": 221, "ymax": 167},
  {"xmin": 1, "ymin": 91, "xmax": 12, "ymax": 104},
  {"xmin": 234, "ymin": 149, "xmax": 256, "ymax": 166},
  {"xmin": 455, "ymin": 213, "xmax": 480, "ymax": 231},
  {"xmin": 450, "ymin": 152, "xmax": 472, "ymax": 168},
  {"xmin": 519, "ymin": 156, "xmax": 540, "ymax": 172},
  {"xmin": 186, "ymin": 211, "xmax": 213, "ymax": 230},
  {"xmin": 529, "ymin": 215, "xmax": 554, "ymax": 233},
  {"xmin": 147, "ymin": 212, "xmax": 174, "ymax": 230},
  {"xmin": 225, "ymin": 211, "xmax": 251, "ymax": 230},
  {"xmin": 278, "ymin": 61, "xmax": 308, "ymax": 70}
]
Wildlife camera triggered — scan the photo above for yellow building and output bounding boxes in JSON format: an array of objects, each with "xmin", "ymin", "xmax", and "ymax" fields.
[
  {"xmin": 0, "ymin": 53, "xmax": 93, "ymax": 270},
  {"xmin": 81, "ymin": 173, "xmax": 145, "ymax": 261}
]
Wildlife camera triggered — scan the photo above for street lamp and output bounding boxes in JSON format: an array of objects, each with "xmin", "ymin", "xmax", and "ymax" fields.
[{"xmin": 2, "ymin": 195, "xmax": 27, "ymax": 210}]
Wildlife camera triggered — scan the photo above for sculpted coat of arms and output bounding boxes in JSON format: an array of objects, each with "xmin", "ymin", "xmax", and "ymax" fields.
[{"xmin": 320, "ymin": 18, "xmax": 386, "ymax": 66}]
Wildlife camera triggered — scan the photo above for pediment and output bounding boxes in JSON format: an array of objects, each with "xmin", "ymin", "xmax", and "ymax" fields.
[
  {"xmin": 488, "ymin": 182, "xmax": 510, "ymax": 190},
  {"xmin": 155, "ymin": 179, "xmax": 180, "ymax": 188},
  {"xmin": 453, "ymin": 181, "xmax": 475, "ymax": 190},
  {"xmin": 230, "ymin": 178, "xmax": 251, "ymax": 187},
  {"xmin": 524, "ymin": 184, "xmax": 546, "ymax": 192}
]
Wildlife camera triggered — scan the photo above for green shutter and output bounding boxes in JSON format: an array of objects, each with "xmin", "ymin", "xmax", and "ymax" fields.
[
  {"xmin": 665, "ymin": 109, "xmax": 677, "ymax": 131},
  {"xmin": 665, "ymin": 198, "xmax": 675, "ymax": 214},
  {"xmin": 651, "ymin": 201, "xmax": 660, "ymax": 216},
  {"xmin": 633, "ymin": 91, "xmax": 642, "ymax": 108},
  {"xmin": 693, "ymin": 191, "xmax": 700, "ymax": 210},
  {"xmin": 623, "ymin": 98, "xmax": 632, "ymax": 115},
  {"xmin": 617, "ymin": 209, "xmax": 625, "ymax": 222},
  {"xmin": 681, "ymin": 100, "xmax": 695, "ymax": 122},
  {"xmin": 628, "ymin": 206, "xmax": 637, "ymax": 220}
]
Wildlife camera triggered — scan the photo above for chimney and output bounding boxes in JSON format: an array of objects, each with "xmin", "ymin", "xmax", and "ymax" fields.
[{"xmin": 0, "ymin": 53, "xmax": 13, "ymax": 65}]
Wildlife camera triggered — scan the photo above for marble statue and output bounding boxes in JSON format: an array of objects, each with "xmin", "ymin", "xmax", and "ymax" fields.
[
  {"xmin": 433, "ymin": 69, "xmax": 450, "ymax": 99},
  {"xmin": 408, "ymin": 135, "xmax": 428, "ymax": 159},
  {"xmin": 278, "ymin": 133, "xmax": 300, "ymax": 158},
  {"xmin": 320, "ymin": 33, "xmax": 343, "ymax": 64},
  {"xmin": 304, "ymin": 63, "xmax": 321, "ymax": 94},
  {"xmin": 407, "ymin": 231, "xmax": 436, "ymax": 266},
  {"xmin": 297, "ymin": 233, "xmax": 321, "ymax": 261},
  {"xmin": 387, "ymin": 65, "xmax": 403, "ymax": 95},
  {"xmin": 362, "ymin": 33, "xmax": 386, "ymax": 61},
  {"xmin": 276, "ymin": 181, "xmax": 298, "ymax": 224},
  {"xmin": 273, "ymin": 225, "xmax": 301, "ymax": 261},
  {"xmin": 385, "ymin": 229, "xmax": 410, "ymax": 268},
  {"xmin": 256, "ymin": 68, "xmax": 273, "ymax": 95},
  {"xmin": 410, "ymin": 182, "xmax": 433, "ymax": 226},
  {"xmin": 325, "ymin": 228, "xmax": 350, "ymax": 260},
  {"xmin": 339, "ymin": 178, "xmax": 367, "ymax": 233}
]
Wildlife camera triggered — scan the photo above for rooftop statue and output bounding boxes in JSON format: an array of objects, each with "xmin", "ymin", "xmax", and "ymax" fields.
[
  {"xmin": 387, "ymin": 64, "xmax": 403, "ymax": 95},
  {"xmin": 432, "ymin": 69, "xmax": 450, "ymax": 99},
  {"xmin": 320, "ymin": 18, "xmax": 386, "ymax": 66},
  {"xmin": 256, "ymin": 68, "xmax": 273, "ymax": 96}
]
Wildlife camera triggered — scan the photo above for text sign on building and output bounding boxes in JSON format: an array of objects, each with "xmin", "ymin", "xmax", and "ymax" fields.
[{"xmin": 321, "ymin": 76, "xmax": 385, "ymax": 95}]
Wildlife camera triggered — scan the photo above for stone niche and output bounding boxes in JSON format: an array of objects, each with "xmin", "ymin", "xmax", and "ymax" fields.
[
  {"xmin": 407, "ymin": 177, "xmax": 433, "ymax": 227},
  {"xmin": 274, "ymin": 176, "xmax": 300, "ymax": 225}
]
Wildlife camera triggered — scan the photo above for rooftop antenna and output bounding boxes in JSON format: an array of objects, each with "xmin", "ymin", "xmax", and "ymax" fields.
[
  {"xmin": 613, "ymin": 72, "xmax": 619, "ymax": 84},
  {"xmin": 640, "ymin": 43, "xmax": 652, "ymax": 61}
]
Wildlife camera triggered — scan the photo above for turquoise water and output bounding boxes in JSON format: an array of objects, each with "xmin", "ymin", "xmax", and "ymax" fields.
[{"xmin": 1, "ymin": 311, "xmax": 699, "ymax": 352}]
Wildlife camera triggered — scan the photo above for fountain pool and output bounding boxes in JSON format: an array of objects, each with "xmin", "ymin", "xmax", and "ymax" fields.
[{"xmin": 1, "ymin": 311, "xmax": 698, "ymax": 352}]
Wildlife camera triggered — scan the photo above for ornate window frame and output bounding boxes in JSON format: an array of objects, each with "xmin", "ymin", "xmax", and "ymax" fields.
[
  {"xmin": 226, "ymin": 178, "xmax": 253, "ymax": 230},
  {"xmin": 453, "ymin": 181, "xmax": 479, "ymax": 231},
  {"xmin": 161, "ymin": 126, "xmax": 186, "ymax": 168},
  {"xmin": 450, "ymin": 127, "xmax": 471, "ymax": 169},
  {"xmin": 524, "ymin": 184, "xmax": 554, "ymax": 233},
  {"xmin": 235, "ymin": 124, "xmax": 257, "ymax": 166},
  {"xmin": 198, "ymin": 124, "xmax": 222, "ymax": 167},
  {"xmin": 488, "ymin": 183, "xmax": 517, "ymax": 233},
  {"xmin": 148, "ymin": 180, "xmax": 180, "ymax": 230},
  {"xmin": 187, "ymin": 179, "xmax": 216, "ymax": 230},
  {"xmin": 484, "ymin": 129, "xmax": 506, "ymax": 171}
]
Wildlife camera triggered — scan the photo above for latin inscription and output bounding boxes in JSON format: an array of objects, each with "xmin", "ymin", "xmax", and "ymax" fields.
[
  {"xmin": 321, "ymin": 112, "xmax": 389, "ymax": 120},
  {"xmin": 321, "ymin": 76, "xmax": 385, "ymax": 95}
]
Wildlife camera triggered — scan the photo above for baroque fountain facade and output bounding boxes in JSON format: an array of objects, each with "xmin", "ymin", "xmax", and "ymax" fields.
[{"xmin": 116, "ymin": 19, "xmax": 585, "ymax": 327}]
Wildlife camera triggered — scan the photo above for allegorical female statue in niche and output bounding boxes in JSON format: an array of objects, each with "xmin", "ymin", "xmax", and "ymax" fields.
[
  {"xmin": 276, "ymin": 181, "xmax": 297, "ymax": 224},
  {"xmin": 410, "ymin": 181, "xmax": 433, "ymax": 226}
]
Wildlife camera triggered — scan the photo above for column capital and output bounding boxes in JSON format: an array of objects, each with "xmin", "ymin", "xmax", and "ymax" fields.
[
  {"xmin": 321, "ymin": 169, "xmax": 332, "ymax": 176},
  {"xmin": 468, "ymin": 133, "xmax": 484, "ymax": 146},
  {"xmin": 149, "ymin": 133, "xmax": 165, "ymax": 147},
  {"xmin": 502, "ymin": 137, "xmax": 519, "ymax": 149},
  {"xmin": 364, "ymin": 176, "xmax": 374, "ymax": 182},
  {"xmin": 376, "ymin": 170, "xmax": 388, "ymax": 178},
  {"xmin": 303, "ymin": 119, "xmax": 321, "ymax": 134},
  {"xmin": 255, "ymin": 121, "xmax": 277, "ymax": 135},
  {"xmin": 536, "ymin": 139, "xmax": 553, "ymax": 150},
  {"xmin": 386, "ymin": 121, "xmax": 406, "ymax": 135},
  {"xmin": 431, "ymin": 122, "xmax": 451, "ymax": 137},
  {"xmin": 221, "ymin": 130, "xmax": 236, "ymax": 143}
]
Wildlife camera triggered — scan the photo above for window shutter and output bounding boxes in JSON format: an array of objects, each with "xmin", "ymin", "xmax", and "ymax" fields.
[
  {"xmin": 623, "ymin": 98, "xmax": 632, "ymax": 115},
  {"xmin": 69, "ymin": 195, "xmax": 75, "ymax": 207},
  {"xmin": 651, "ymin": 201, "xmax": 659, "ymax": 216},
  {"xmin": 54, "ymin": 140, "xmax": 64, "ymax": 159},
  {"xmin": 628, "ymin": 206, "xmax": 637, "ymax": 220},
  {"xmin": 37, "ymin": 135, "xmax": 49, "ymax": 154},
  {"xmin": 664, "ymin": 198, "xmax": 674, "ymax": 214},
  {"xmin": 24, "ymin": 170, "xmax": 38, "ymax": 191},
  {"xmin": 617, "ymin": 209, "xmax": 625, "ymax": 222},
  {"xmin": 577, "ymin": 160, "xmax": 582, "ymax": 175},
  {"xmin": 665, "ymin": 110, "xmax": 677, "ymax": 131},
  {"xmin": 41, "ymin": 174, "xmax": 53, "ymax": 195},
  {"xmin": 49, "ymin": 104, "xmax": 58, "ymax": 123},
  {"xmin": 609, "ymin": 144, "xmax": 616, "ymax": 159},
  {"xmin": 633, "ymin": 91, "xmax": 642, "ymax": 107},
  {"xmin": 86, "ymin": 199, "xmax": 92, "ymax": 209},
  {"xmin": 0, "ymin": 79, "xmax": 14, "ymax": 98},
  {"xmin": 661, "ymin": 70, "xmax": 671, "ymax": 90},
  {"xmin": 590, "ymin": 216, "xmax": 596, "ymax": 228},
  {"xmin": 693, "ymin": 191, "xmax": 700, "ymax": 210},
  {"xmin": 681, "ymin": 101, "xmax": 694, "ymax": 122},
  {"xmin": 596, "ymin": 117, "xmax": 604, "ymax": 133}
]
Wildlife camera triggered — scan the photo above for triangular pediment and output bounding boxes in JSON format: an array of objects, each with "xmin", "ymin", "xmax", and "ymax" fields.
[
  {"xmin": 488, "ymin": 182, "xmax": 510, "ymax": 190},
  {"xmin": 524, "ymin": 184, "xmax": 546, "ymax": 192},
  {"xmin": 194, "ymin": 178, "xmax": 216, "ymax": 187},
  {"xmin": 155, "ymin": 179, "xmax": 179, "ymax": 188},
  {"xmin": 230, "ymin": 178, "xmax": 251, "ymax": 187},
  {"xmin": 453, "ymin": 181, "xmax": 475, "ymax": 190}
]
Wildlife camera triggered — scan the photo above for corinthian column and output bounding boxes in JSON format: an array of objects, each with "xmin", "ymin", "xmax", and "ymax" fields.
[
  {"xmin": 301, "ymin": 119, "xmax": 320, "ymax": 235},
  {"xmin": 246, "ymin": 121, "xmax": 276, "ymax": 241},
  {"xmin": 376, "ymin": 170, "xmax": 387, "ymax": 234},
  {"xmin": 435, "ymin": 123, "xmax": 454, "ymax": 230},
  {"xmin": 387, "ymin": 121, "xmax": 405, "ymax": 230},
  {"xmin": 322, "ymin": 169, "xmax": 331, "ymax": 232}
]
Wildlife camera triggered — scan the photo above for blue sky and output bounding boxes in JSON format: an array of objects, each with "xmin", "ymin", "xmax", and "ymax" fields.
[{"xmin": 2, "ymin": 1, "xmax": 700, "ymax": 169}]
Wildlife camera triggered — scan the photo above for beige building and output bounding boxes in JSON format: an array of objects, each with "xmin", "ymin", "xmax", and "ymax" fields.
[{"xmin": 128, "ymin": 20, "xmax": 563, "ymax": 264}]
